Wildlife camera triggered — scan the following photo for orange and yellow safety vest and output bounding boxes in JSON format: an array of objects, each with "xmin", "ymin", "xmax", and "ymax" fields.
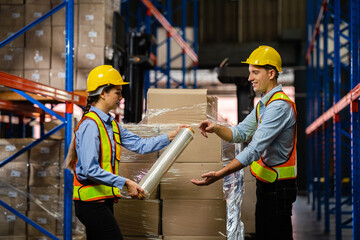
[
  {"xmin": 73, "ymin": 111, "xmax": 122, "ymax": 201},
  {"xmin": 250, "ymin": 91, "xmax": 297, "ymax": 183}
]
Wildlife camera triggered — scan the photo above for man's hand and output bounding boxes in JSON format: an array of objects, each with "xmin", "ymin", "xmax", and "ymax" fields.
[
  {"xmin": 167, "ymin": 124, "xmax": 190, "ymax": 141},
  {"xmin": 190, "ymin": 171, "xmax": 220, "ymax": 186},
  {"xmin": 125, "ymin": 179, "xmax": 145, "ymax": 199},
  {"xmin": 198, "ymin": 120, "xmax": 217, "ymax": 138}
]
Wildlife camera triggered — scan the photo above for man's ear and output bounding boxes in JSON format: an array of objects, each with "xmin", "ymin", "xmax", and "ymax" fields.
[{"xmin": 268, "ymin": 69, "xmax": 276, "ymax": 80}]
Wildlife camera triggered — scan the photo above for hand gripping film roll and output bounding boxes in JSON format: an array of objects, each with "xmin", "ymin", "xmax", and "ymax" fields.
[{"xmin": 138, "ymin": 127, "xmax": 195, "ymax": 199}]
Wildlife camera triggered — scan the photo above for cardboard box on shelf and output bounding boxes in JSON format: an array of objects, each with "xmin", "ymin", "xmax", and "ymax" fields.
[
  {"xmin": 0, "ymin": 48, "xmax": 24, "ymax": 70},
  {"xmin": 51, "ymin": 25, "xmax": 79, "ymax": 53},
  {"xmin": 159, "ymin": 124, "xmax": 222, "ymax": 163},
  {"xmin": 43, "ymin": 120, "xmax": 65, "ymax": 140},
  {"xmin": 0, "ymin": 138, "xmax": 31, "ymax": 163},
  {"xmin": 25, "ymin": 4, "xmax": 51, "ymax": 26},
  {"xmin": 160, "ymin": 162, "xmax": 224, "ymax": 200},
  {"xmin": 24, "ymin": 48, "xmax": 50, "ymax": 70},
  {"xmin": 78, "ymin": 24, "xmax": 105, "ymax": 47},
  {"xmin": 0, "ymin": 187, "xmax": 27, "ymax": 211},
  {"xmin": 0, "ymin": 5, "xmax": 24, "ymax": 26},
  {"xmin": 146, "ymin": 89, "xmax": 217, "ymax": 124},
  {"xmin": 0, "ymin": 26, "xmax": 24, "ymax": 48},
  {"xmin": 29, "ymin": 140, "xmax": 61, "ymax": 166},
  {"xmin": 27, "ymin": 211, "xmax": 57, "ymax": 237},
  {"xmin": 79, "ymin": 3, "xmax": 105, "ymax": 26},
  {"xmin": 24, "ymin": 69, "xmax": 50, "ymax": 86},
  {"xmin": 164, "ymin": 237, "xmax": 227, "ymax": 240},
  {"xmin": 25, "ymin": 25, "xmax": 51, "ymax": 48},
  {"xmin": 29, "ymin": 164, "xmax": 61, "ymax": 187},
  {"xmin": 0, "ymin": 210, "xmax": 26, "ymax": 237},
  {"xmin": 77, "ymin": 46, "xmax": 104, "ymax": 69},
  {"xmin": 0, "ymin": 161, "xmax": 28, "ymax": 187},
  {"xmin": 75, "ymin": 68, "xmax": 89, "ymax": 91},
  {"xmin": 114, "ymin": 199, "xmax": 160, "ymax": 236},
  {"xmin": 123, "ymin": 237, "xmax": 162, "ymax": 240},
  {"xmin": 0, "ymin": 0, "xmax": 23, "ymax": 4},
  {"xmin": 118, "ymin": 162, "xmax": 159, "ymax": 199},
  {"xmin": 51, "ymin": 3, "xmax": 78, "ymax": 26},
  {"xmin": 162, "ymin": 199, "xmax": 227, "ymax": 236},
  {"xmin": 49, "ymin": 69, "xmax": 66, "ymax": 90},
  {"xmin": 28, "ymin": 186, "xmax": 60, "ymax": 212}
]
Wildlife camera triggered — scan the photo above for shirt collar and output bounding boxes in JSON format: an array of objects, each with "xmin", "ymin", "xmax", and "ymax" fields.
[
  {"xmin": 89, "ymin": 106, "xmax": 114, "ymax": 123},
  {"xmin": 259, "ymin": 84, "xmax": 283, "ymax": 106}
]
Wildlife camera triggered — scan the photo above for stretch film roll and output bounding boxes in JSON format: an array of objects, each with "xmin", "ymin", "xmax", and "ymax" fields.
[{"xmin": 138, "ymin": 127, "xmax": 195, "ymax": 199}]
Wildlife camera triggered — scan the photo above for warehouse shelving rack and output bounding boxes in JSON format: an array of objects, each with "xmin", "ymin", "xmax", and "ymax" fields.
[
  {"xmin": 0, "ymin": 0, "xmax": 81, "ymax": 239},
  {"xmin": 306, "ymin": 0, "xmax": 359, "ymax": 239},
  {"xmin": 121, "ymin": 0, "xmax": 199, "ymax": 93}
]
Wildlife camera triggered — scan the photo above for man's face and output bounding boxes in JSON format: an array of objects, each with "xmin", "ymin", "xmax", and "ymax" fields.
[{"xmin": 247, "ymin": 65, "xmax": 274, "ymax": 95}]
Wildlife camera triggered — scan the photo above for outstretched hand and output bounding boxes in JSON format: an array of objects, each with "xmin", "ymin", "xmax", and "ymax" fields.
[
  {"xmin": 167, "ymin": 124, "xmax": 190, "ymax": 141},
  {"xmin": 198, "ymin": 120, "xmax": 217, "ymax": 138},
  {"xmin": 190, "ymin": 171, "xmax": 220, "ymax": 186},
  {"xmin": 125, "ymin": 179, "xmax": 145, "ymax": 199}
]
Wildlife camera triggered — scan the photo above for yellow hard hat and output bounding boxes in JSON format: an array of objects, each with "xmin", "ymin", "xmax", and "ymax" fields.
[
  {"xmin": 86, "ymin": 65, "xmax": 129, "ymax": 93},
  {"xmin": 242, "ymin": 45, "xmax": 282, "ymax": 72}
]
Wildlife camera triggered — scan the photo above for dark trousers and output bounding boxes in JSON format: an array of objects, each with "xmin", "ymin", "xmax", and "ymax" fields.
[
  {"xmin": 255, "ymin": 179, "xmax": 297, "ymax": 240},
  {"xmin": 74, "ymin": 199, "xmax": 123, "ymax": 240}
]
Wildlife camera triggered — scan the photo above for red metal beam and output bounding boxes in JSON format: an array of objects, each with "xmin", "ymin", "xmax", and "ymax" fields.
[
  {"xmin": 306, "ymin": 82, "xmax": 360, "ymax": 135},
  {"xmin": 0, "ymin": 71, "xmax": 87, "ymax": 106},
  {"xmin": 140, "ymin": 0, "xmax": 198, "ymax": 65},
  {"xmin": 305, "ymin": 0, "xmax": 328, "ymax": 64}
]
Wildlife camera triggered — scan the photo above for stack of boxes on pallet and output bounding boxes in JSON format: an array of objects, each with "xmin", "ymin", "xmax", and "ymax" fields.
[
  {"xmin": 0, "ymin": 0, "xmax": 119, "ymax": 91},
  {"xmin": 114, "ymin": 89, "xmax": 234, "ymax": 239}
]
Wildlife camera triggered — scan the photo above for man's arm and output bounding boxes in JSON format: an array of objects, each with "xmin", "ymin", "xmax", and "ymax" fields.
[{"xmin": 199, "ymin": 120, "xmax": 233, "ymax": 141}]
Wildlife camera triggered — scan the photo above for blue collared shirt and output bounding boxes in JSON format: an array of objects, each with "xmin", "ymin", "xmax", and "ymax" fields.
[
  {"xmin": 229, "ymin": 85, "xmax": 296, "ymax": 167},
  {"xmin": 75, "ymin": 106, "xmax": 170, "ymax": 190}
]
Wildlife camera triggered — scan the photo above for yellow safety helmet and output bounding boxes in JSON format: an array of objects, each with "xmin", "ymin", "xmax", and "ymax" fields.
[
  {"xmin": 86, "ymin": 65, "xmax": 129, "ymax": 94},
  {"xmin": 242, "ymin": 45, "xmax": 282, "ymax": 72}
]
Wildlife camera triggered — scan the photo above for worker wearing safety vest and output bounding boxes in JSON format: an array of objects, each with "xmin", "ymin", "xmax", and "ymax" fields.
[
  {"xmin": 66, "ymin": 65, "xmax": 185, "ymax": 240},
  {"xmin": 191, "ymin": 46, "xmax": 297, "ymax": 240}
]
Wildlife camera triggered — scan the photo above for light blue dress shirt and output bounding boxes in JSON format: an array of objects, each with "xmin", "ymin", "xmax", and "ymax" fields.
[
  {"xmin": 75, "ymin": 106, "xmax": 170, "ymax": 190},
  {"xmin": 229, "ymin": 85, "xmax": 296, "ymax": 167}
]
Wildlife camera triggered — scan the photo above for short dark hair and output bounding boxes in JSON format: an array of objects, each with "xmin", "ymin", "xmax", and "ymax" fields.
[{"xmin": 262, "ymin": 64, "xmax": 279, "ymax": 79}]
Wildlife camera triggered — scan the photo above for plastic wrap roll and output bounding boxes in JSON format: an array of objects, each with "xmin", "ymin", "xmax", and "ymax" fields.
[{"xmin": 138, "ymin": 127, "xmax": 195, "ymax": 199}]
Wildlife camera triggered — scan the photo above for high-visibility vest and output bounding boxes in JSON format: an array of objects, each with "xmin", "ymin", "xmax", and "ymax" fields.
[
  {"xmin": 250, "ymin": 91, "xmax": 297, "ymax": 183},
  {"xmin": 73, "ymin": 111, "xmax": 122, "ymax": 201}
]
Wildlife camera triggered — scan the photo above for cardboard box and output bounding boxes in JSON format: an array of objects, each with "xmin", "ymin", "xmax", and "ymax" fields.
[
  {"xmin": 118, "ymin": 163, "xmax": 159, "ymax": 199},
  {"xmin": 0, "ymin": 48, "xmax": 24, "ymax": 70},
  {"xmin": 0, "ymin": 5, "xmax": 24, "ymax": 26},
  {"xmin": 24, "ymin": 69, "xmax": 50, "ymax": 86},
  {"xmin": 28, "ymin": 186, "xmax": 60, "ymax": 212},
  {"xmin": 51, "ymin": 25, "xmax": 78, "ymax": 54},
  {"xmin": 159, "ymin": 124, "xmax": 222, "ymax": 163},
  {"xmin": 44, "ymin": 120, "xmax": 65, "ymax": 140},
  {"xmin": 0, "ymin": 210, "xmax": 26, "ymax": 236},
  {"xmin": 164, "ymin": 237, "xmax": 227, "ymax": 240},
  {"xmin": 79, "ymin": 3, "xmax": 105, "ymax": 26},
  {"xmin": 29, "ymin": 164, "xmax": 61, "ymax": 187},
  {"xmin": 114, "ymin": 199, "xmax": 160, "ymax": 236},
  {"xmin": 162, "ymin": 199, "xmax": 227, "ymax": 236},
  {"xmin": 124, "ymin": 237, "xmax": 162, "ymax": 240},
  {"xmin": 27, "ymin": 211, "xmax": 57, "ymax": 237},
  {"xmin": 242, "ymin": 168, "xmax": 256, "ymax": 234},
  {"xmin": 0, "ymin": 138, "xmax": 31, "ymax": 163},
  {"xmin": 77, "ymin": 46, "xmax": 104, "ymax": 69},
  {"xmin": 0, "ymin": 161, "xmax": 28, "ymax": 187},
  {"xmin": 146, "ymin": 89, "xmax": 217, "ymax": 124},
  {"xmin": 0, "ymin": 26, "xmax": 24, "ymax": 48},
  {"xmin": 25, "ymin": 25, "xmax": 51, "ymax": 48},
  {"xmin": 0, "ymin": 187, "xmax": 27, "ymax": 211},
  {"xmin": 160, "ymin": 163, "xmax": 224, "ymax": 200},
  {"xmin": 51, "ymin": 4, "xmax": 79, "ymax": 26},
  {"xmin": 25, "ymin": 4, "xmax": 51, "ymax": 26},
  {"xmin": 0, "ymin": 237, "xmax": 26, "ymax": 240},
  {"xmin": 24, "ymin": 48, "xmax": 50, "ymax": 70},
  {"xmin": 29, "ymin": 140, "xmax": 61, "ymax": 166},
  {"xmin": 49, "ymin": 69, "xmax": 66, "ymax": 90},
  {"xmin": 0, "ymin": 0, "xmax": 23, "ymax": 4},
  {"xmin": 75, "ymin": 69, "xmax": 89, "ymax": 90},
  {"xmin": 78, "ymin": 24, "xmax": 105, "ymax": 47},
  {"xmin": 119, "ymin": 124, "xmax": 159, "ymax": 163}
]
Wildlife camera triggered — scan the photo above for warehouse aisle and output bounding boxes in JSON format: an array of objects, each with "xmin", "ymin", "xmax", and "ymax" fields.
[{"xmin": 292, "ymin": 195, "xmax": 352, "ymax": 240}]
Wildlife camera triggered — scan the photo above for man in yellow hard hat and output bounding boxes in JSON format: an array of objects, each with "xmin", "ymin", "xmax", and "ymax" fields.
[{"xmin": 192, "ymin": 46, "xmax": 297, "ymax": 240}]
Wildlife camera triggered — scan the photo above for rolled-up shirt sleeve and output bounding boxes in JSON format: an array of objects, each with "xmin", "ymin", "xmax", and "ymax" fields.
[
  {"xmin": 75, "ymin": 119, "xmax": 127, "ymax": 189},
  {"xmin": 234, "ymin": 102, "xmax": 292, "ymax": 166},
  {"xmin": 229, "ymin": 107, "xmax": 257, "ymax": 143}
]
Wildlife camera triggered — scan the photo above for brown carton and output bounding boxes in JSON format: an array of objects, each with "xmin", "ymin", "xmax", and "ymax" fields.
[
  {"xmin": 0, "ymin": 5, "xmax": 24, "ymax": 26},
  {"xmin": 29, "ymin": 140, "xmax": 61, "ymax": 166},
  {"xmin": 27, "ymin": 211, "xmax": 57, "ymax": 236},
  {"xmin": 25, "ymin": 4, "xmax": 51, "ymax": 26},
  {"xmin": 114, "ymin": 199, "xmax": 160, "ymax": 236},
  {"xmin": 0, "ymin": 186, "xmax": 27, "ymax": 211},
  {"xmin": 78, "ymin": 24, "xmax": 105, "ymax": 47},
  {"xmin": 51, "ymin": 4, "xmax": 79, "ymax": 26},
  {"xmin": 77, "ymin": 46, "xmax": 104, "ymax": 69},
  {"xmin": 0, "ymin": 48, "xmax": 24, "ymax": 70},
  {"xmin": 162, "ymin": 199, "xmax": 227, "ymax": 236},
  {"xmin": 28, "ymin": 186, "xmax": 60, "ymax": 212},
  {"xmin": 75, "ymin": 68, "xmax": 89, "ymax": 90},
  {"xmin": 24, "ymin": 69, "xmax": 50, "ymax": 86},
  {"xmin": 0, "ymin": 138, "xmax": 31, "ymax": 163},
  {"xmin": 25, "ymin": 25, "xmax": 51, "ymax": 48},
  {"xmin": 24, "ymin": 48, "xmax": 50, "ymax": 70},
  {"xmin": 0, "ymin": 26, "xmax": 24, "ymax": 48},
  {"xmin": 159, "ymin": 124, "xmax": 222, "ymax": 163},
  {"xmin": 0, "ymin": 0, "xmax": 23, "ymax": 4},
  {"xmin": 49, "ymin": 69, "xmax": 66, "ymax": 90},
  {"xmin": 160, "ymin": 162, "xmax": 224, "ymax": 200},
  {"xmin": 0, "ymin": 161, "xmax": 28, "ymax": 187},
  {"xmin": 0, "ymin": 210, "xmax": 26, "ymax": 236},
  {"xmin": 29, "ymin": 163, "xmax": 61, "ymax": 187},
  {"xmin": 79, "ymin": 3, "xmax": 105, "ymax": 26},
  {"xmin": 164, "ymin": 237, "xmax": 227, "ymax": 240}
]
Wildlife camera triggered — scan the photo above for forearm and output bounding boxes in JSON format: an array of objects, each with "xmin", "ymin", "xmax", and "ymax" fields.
[
  {"xmin": 216, "ymin": 158, "xmax": 244, "ymax": 179},
  {"xmin": 214, "ymin": 124, "xmax": 233, "ymax": 142}
]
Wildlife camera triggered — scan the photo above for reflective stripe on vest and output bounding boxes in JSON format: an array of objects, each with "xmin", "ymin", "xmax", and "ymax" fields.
[
  {"xmin": 73, "ymin": 111, "xmax": 121, "ymax": 201},
  {"xmin": 250, "ymin": 91, "xmax": 297, "ymax": 183}
]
